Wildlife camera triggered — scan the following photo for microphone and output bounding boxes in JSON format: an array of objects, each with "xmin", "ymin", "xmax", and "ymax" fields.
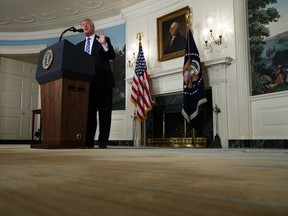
[
  {"xmin": 72, "ymin": 28, "xmax": 84, "ymax": 33},
  {"xmin": 59, "ymin": 27, "xmax": 84, "ymax": 41}
]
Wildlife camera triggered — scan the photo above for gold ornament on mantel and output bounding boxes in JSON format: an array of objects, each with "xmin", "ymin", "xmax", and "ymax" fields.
[
  {"xmin": 136, "ymin": 32, "xmax": 144, "ymax": 46},
  {"xmin": 185, "ymin": 8, "xmax": 192, "ymax": 29},
  {"xmin": 128, "ymin": 32, "xmax": 144, "ymax": 67}
]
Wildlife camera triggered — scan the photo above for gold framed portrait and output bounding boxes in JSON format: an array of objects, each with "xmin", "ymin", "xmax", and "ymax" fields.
[{"xmin": 157, "ymin": 6, "xmax": 189, "ymax": 61}]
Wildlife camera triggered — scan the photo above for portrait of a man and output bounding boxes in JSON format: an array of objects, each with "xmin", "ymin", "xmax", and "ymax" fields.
[
  {"xmin": 164, "ymin": 21, "xmax": 186, "ymax": 55},
  {"xmin": 157, "ymin": 6, "xmax": 189, "ymax": 61}
]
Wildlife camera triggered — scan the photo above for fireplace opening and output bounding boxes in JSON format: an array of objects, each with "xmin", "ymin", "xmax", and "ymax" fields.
[{"xmin": 146, "ymin": 88, "xmax": 213, "ymax": 146}]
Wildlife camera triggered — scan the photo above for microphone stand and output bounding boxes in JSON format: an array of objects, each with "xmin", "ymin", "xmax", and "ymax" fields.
[{"xmin": 59, "ymin": 27, "xmax": 84, "ymax": 41}]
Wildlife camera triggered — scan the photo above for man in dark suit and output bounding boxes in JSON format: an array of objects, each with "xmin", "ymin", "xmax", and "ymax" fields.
[
  {"xmin": 76, "ymin": 18, "xmax": 115, "ymax": 149},
  {"xmin": 164, "ymin": 22, "xmax": 186, "ymax": 54}
]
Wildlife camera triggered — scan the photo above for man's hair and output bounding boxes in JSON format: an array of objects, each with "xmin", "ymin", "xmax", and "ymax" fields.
[
  {"xmin": 80, "ymin": 18, "xmax": 95, "ymax": 29},
  {"xmin": 170, "ymin": 22, "xmax": 179, "ymax": 30}
]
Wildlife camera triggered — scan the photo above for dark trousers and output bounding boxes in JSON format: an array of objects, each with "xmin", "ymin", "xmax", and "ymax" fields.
[{"xmin": 86, "ymin": 86, "xmax": 113, "ymax": 147}]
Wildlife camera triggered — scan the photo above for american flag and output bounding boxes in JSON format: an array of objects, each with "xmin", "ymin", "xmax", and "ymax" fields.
[
  {"xmin": 131, "ymin": 43, "xmax": 152, "ymax": 122},
  {"xmin": 182, "ymin": 29, "xmax": 207, "ymax": 122}
]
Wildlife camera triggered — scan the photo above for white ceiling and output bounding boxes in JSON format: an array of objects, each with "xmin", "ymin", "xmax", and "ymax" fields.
[{"xmin": 0, "ymin": 0, "xmax": 145, "ymax": 33}]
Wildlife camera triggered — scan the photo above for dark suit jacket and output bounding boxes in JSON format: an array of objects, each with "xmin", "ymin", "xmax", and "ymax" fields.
[{"xmin": 76, "ymin": 35, "xmax": 115, "ymax": 88}]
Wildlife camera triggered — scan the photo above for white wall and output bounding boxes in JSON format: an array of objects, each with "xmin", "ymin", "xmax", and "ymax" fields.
[
  {"xmin": 117, "ymin": 0, "xmax": 288, "ymax": 145},
  {"xmin": 251, "ymin": 91, "xmax": 288, "ymax": 139}
]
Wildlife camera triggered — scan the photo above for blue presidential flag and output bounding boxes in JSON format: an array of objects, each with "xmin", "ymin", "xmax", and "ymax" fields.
[{"xmin": 182, "ymin": 29, "xmax": 207, "ymax": 123}]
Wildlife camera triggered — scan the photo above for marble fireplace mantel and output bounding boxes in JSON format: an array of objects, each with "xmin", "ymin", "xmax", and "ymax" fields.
[
  {"xmin": 203, "ymin": 57, "xmax": 233, "ymax": 148},
  {"xmin": 127, "ymin": 56, "xmax": 233, "ymax": 147}
]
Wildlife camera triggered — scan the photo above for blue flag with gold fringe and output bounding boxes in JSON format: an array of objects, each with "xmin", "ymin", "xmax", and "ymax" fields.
[{"xmin": 182, "ymin": 29, "xmax": 207, "ymax": 123}]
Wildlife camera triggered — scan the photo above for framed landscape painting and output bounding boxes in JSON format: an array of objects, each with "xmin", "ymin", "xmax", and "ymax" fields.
[{"xmin": 248, "ymin": 0, "xmax": 288, "ymax": 95}]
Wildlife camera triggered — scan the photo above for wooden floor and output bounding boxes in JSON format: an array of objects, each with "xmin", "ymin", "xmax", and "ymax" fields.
[{"xmin": 0, "ymin": 145, "xmax": 288, "ymax": 216}]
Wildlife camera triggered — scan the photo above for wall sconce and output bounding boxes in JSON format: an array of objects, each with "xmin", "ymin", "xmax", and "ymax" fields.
[
  {"xmin": 128, "ymin": 52, "xmax": 136, "ymax": 68},
  {"xmin": 127, "ymin": 32, "xmax": 144, "ymax": 68},
  {"xmin": 204, "ymin": 29, "xmax": 222, "ymax": 49}
]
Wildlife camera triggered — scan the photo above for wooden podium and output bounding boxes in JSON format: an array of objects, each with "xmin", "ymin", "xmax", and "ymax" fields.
[{"xmin": 31, "ymin": 40, "xmax": 94, "ymax": 149}]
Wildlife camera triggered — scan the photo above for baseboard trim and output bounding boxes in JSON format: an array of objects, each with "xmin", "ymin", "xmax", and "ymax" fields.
[
  {"xmin": 0, "ymin": 140, "xmax": 134, "ymax": 146},
  {"xmin": 1, "ymin": 139, "xmax": 287, "ymax": 149},
  {"xmin": 229, "ymin": 139, "xmax": 288, "ymax": 149}
]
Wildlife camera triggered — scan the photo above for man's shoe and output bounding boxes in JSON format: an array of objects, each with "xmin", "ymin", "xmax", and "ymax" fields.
[
  {"xmin": 86, "ymin": 146, "xmax": 94, "ymax": 149},
  {"xmin": 98, "ymin": 144, "xmax": 107, "ymax": 149}
]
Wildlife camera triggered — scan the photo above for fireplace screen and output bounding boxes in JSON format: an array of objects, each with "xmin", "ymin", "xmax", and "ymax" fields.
[{"xmin": 146, "ymin": 89, "xmax": 213, "ymax": 145}]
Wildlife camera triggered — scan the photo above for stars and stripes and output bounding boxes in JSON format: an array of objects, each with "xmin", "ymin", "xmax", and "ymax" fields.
[{"xmin": 131, "ymin": 43, "xmax": 152, "ymax": 122}]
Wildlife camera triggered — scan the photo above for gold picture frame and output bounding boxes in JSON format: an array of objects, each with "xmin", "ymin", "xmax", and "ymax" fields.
[{"xmin": 157, "ymin": 6, "xmax": 189, "ymax": 61}]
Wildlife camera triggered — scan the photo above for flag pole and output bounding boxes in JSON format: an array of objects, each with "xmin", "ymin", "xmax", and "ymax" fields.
[
  {"xmin": 185, "ymin": 8, "xmax": 195, "ymax": 145},
  {"xmin": 186, "ymin": 8, "xmax": 192, "ymax": 66},
  {"xmin": 182, "ymin": 7, "xmax": 207, "ymax": 146},
  {"xmin": 136, "ymin": 32, "xmax": 146, "ymax": 146},
  {"xmin": 131, "ymin": 32, "xmax": 152, "ymax": 146},
  {"xmin": 131, "ymin": 112, "xmax": 137, "ymax": 146},
  {"xmin": 185, "ymin": 8, "xmax": 192, "ymax": 50}
]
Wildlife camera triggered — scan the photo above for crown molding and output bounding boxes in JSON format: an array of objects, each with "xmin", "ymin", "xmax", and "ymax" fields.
[
  {"xmin": 0, "ymin": 44, "xmax": 47, "ymax": 54},
  {"xmin": 121, "ymin": 0, "xmax": 185, "ymax": 20},
  {"xmin": 0, "ymin": 14, "xmax": 125, "ymax": 41}
]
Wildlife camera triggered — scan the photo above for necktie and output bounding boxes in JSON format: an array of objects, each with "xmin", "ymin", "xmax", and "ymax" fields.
[{"xmin": 85, "ymin": 38, "xmax": 91, "ymax": 54}]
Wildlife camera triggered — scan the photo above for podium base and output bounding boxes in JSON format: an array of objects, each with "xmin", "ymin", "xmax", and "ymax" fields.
[{"xmin": 34, "ymin": 78, "xmax": 89, "ymax": 150}]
